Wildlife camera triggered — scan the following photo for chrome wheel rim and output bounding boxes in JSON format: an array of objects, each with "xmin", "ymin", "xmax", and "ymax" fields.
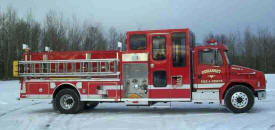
[
  {"xmin": 60, "ymin": 94, "xmax": 75, "ymax": 110},
  {"xmin": 231, "ymin": 92, "xmax": 248, "ymax": 109}
]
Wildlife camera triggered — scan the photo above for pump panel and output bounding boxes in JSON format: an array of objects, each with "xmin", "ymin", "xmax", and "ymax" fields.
[{"xmin": 123, "ymin": 63, "xmax": 148, "ymax": 98}]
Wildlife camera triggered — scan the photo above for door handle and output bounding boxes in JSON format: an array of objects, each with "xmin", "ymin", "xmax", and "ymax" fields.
[{"xmin": 150, "ymin": 64, "xmax": 154, "ymax": 68}]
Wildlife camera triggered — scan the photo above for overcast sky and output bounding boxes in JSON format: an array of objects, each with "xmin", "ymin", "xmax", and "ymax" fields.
[{"xmin": 0, "ymin": 0, "xmax": 274, "ymax": 42}]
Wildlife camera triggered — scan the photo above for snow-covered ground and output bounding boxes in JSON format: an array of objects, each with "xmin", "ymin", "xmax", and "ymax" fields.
[{"xmin": 0, "ymin": 75, "xmax": 274, "ymax": 130}]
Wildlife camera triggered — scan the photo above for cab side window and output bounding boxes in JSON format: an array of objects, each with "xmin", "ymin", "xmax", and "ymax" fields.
[
  {"xmin": 172, "ymin": 32, "xmax": 186, "ymax": 67},
  {"xmin": 152, "ymin": 36, "xmax": 166, "ymax": 60},
  {"xmin": 153, "ymin": 71, "xmax": 167, "ymax": 87},
  {"xmin": 199, "ymin": 49, "xmax": 223, "ymax": 66},
  {"xmin": 130, "ymin": 34, "xmax": 146, "ymax": 50}
]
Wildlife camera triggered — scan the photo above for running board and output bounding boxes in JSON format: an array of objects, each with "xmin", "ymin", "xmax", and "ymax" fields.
[{"xmin": 150, "ymin": 105, "xmax": 171, "ymax": 109}]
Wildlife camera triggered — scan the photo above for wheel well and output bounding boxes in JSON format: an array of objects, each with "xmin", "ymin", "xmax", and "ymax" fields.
[
  {"xmin": 53, "ymin": 84, "xmax": 80, "ymax": 99},
  {"xmin": 223, "ymin": 82, "xmax": 255, "ymax": 99}
]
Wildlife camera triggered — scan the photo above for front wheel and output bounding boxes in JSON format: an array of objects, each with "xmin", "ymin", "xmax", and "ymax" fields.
[{"xmin": 224, "ymin": 85, "xmax": 255, "ymax": 113}]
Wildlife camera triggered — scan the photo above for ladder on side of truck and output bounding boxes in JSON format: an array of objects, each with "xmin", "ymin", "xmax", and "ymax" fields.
[{"xmin": 14, "ymin": 58, "xmax": 119, "ymax": 78}]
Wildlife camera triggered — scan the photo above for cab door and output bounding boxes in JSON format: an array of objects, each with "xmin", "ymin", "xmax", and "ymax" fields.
[
  {"xmin": 148, "ymin": 34, "xmax": 171, "ymax": 98},
  {"xmin": 194, "ymin": 48, "xmax": 227, "ymax": 89}
]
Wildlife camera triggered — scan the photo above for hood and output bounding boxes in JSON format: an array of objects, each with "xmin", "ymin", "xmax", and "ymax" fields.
[
  {"xmin": 230, "ymin": 65, "xmax": 260, "ymax": 74},
  {"xmin": 230, "ymin": 65, "xmax": 266, "ymax": 89}
]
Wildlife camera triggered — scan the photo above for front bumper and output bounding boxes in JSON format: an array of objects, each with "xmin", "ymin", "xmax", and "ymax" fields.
[{"xmin": 257, "ymin": 90, "xmax": 266, "ymax": 100}]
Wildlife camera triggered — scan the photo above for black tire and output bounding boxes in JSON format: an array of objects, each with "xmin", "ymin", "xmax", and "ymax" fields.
[
  {"xmin": 83, "ymin": 102, "xmax": 99, "ymax": 110},
  {"xmin": 53, "ymin": 89, "xmax": 84, "ymax": 114},
  {"xmin": 224, "ymin": 85, "xmax": 255, "ymax": 113}
]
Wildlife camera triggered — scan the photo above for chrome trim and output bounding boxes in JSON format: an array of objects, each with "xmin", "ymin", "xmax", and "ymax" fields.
[
  {"xmin": 53, "ymin": 83, "xmax": 82, "ymax": 100},
  {"xmin": 194, "ymin": 83, "xmax": 224, "ymax": 89},
  {"xmin": 192, "ymin": 90, "xmax": 219, "ymax": 102},
  {"xmin": 17, "ymin": 58, "xmax": 119, "ymax": 77},
  {"xmin": 60, "ymin": 94, "xmax": 75, "ymax": 110},
  {"xmin": 26, "ymin": 94, "xmax": 52, "ymax": 99},
  {"xmin": 231, "ymin": 92, "xmax": 248, "ymax": 109},
  {"xmin": 19, "ymin": 59, "xmax": 118, "ymax": 63},
  {"xmin": 237, "ymin": 72, "xmax": 256, "ymax": 75},
  {"xmin": 121, "ymin": 98, "xmax": 191, "ymax": 102},
  {"xmin": 25, "ymin": 78, "xmax": 120, "ymax": 82},
  {"xmin": 19, "ymin": 72, "xmax": 120, "ymax": 77},
  {"xmin": 149, "ymin": 85, "xmax": 190, "ymax": 89}
]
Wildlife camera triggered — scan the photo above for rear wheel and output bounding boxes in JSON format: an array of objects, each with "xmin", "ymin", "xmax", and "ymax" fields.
[
  {"xmin": 224, "ymin": 85, "xmax": 255, "ymax": 113},
  {"xmin": 53, "ymin": 89, "xmax": 84, "ymax": 114}
]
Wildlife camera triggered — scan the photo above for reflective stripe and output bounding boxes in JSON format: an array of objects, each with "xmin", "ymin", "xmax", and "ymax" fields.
[
  {"xmin": 149, "ymin": 85, "xmax": 190, "ymax": 89},
  {"xmin": 81, "ymin": 98, "xmax": 191, "ymax": 102},
  {"xmin": 26, "ymin": 94, "xmax": 52, "ymax": 99},
  {"xmin": 50, "ymin": 82, "xmax": 56, "ymax": 89},
  {"xmin": 21, "ymin": 82, "xmax": 26, "ymax": 93},
  {"xmin": 87, "ymin": 95, "xmax": 102, "ymax": 99},
  {"xmin": 81, "ymin": 99, "xmax": 117, "ymax": 101},
  {"xmin": 102, "ymin": 85, "xmax": 123, "ymax": 90},
  {"xmin": 76, "ymin": 82, "xmax": 82, "ymax": 89},
  {"xmin": 194, "ymin": 83, "xmax": 225, "ymax": 89},
  {"xmin": 121, "ymin": 98, "xmax": 190, "ymax": 102}
]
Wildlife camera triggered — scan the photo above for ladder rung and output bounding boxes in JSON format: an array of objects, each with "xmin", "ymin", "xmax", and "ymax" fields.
[
  {"xmin": 18, "ymin": 58, "xmax": 119, "ymax": 77},
  {"xmin": 18, "ymin": 72, "xmax": 120, "ymax": 77}
]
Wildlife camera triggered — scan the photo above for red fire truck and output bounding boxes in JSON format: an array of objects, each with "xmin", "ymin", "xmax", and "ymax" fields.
[{"xmin": 13, "ymin": 28, "xmax": 266, "ymax": 114}]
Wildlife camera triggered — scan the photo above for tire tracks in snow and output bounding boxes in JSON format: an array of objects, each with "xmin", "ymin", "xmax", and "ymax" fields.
[
  {"xmin": 42, "ymin": 113, "xmax": 61, "ymax": 130},
  {"xmin": 269, "ymin": 123, "xmax": 275, "ymax": 130},
  {"xmin": 0, "ymin": 102, "xmax": 41, "ymax": 118}
]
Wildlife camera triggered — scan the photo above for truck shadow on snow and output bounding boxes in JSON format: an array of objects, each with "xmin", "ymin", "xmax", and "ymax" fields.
[{"xmin": 29, "ymin": 105, "xmax": 264, "ymax": 114}]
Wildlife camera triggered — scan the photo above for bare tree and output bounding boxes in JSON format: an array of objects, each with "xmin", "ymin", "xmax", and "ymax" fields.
[
  {"xmin": 42, "ymin": 11, "xmax": 68, "ymax": 51},
  {"xmin": 83, "ymin": 24, "xmax": 107, "ymax": 51},
  {"xmin": 67, "ymin": 16, "xmax": 82, "ymax": 51}
]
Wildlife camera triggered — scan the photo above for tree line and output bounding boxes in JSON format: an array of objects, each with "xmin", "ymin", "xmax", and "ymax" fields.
[
  {"xmin": 0, "ymin": 8, "xmax": 125, "ymax": 79},
  {"xmin": 205, "ymin": 28, "xmax": 275, "ymax": 73},
  {"xmin": 0, "ymin": 8, "xmax": 274, "ymax": 79}
]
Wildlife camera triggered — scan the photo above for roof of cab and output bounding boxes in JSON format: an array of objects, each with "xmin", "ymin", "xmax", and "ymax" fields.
[
  {"xmin": 126, "ymin": 28, "xmax": 190, "ymax": 34},
  {"xmin": 195, "ymin": 43, "xmax": 228, "ymax": 51}
]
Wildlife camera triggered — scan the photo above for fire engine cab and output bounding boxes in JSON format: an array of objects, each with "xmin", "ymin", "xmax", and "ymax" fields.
[{"xmin": 13, "ymin": 28, "xmax": 266, "ymax": 114}]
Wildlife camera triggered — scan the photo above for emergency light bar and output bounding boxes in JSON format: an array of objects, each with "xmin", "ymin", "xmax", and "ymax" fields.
[
  {"xmin": 207, "ymin": 38, "xmax": 218, "ymax": 45},
  {"xmin": 45, "ymin": 46, "xmax": 51, "ymax": 52},
  {"xmin": 22, "ymin": 44, "xmax": 29, "ymax": 50},
  {"xmin": 22, "ymin": 44, "xmax": 30, "ymax": 52}
]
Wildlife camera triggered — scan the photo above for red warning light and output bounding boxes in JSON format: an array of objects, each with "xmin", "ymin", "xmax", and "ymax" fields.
[{"xmin": 207, "ymin": 38, "xmax": 217, "ymax": 45}]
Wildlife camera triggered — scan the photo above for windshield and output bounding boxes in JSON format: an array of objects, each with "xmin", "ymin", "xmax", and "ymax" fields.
[{"xmin": 224, "ymin": 51, "xmax": 230, "ymax": 65}]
